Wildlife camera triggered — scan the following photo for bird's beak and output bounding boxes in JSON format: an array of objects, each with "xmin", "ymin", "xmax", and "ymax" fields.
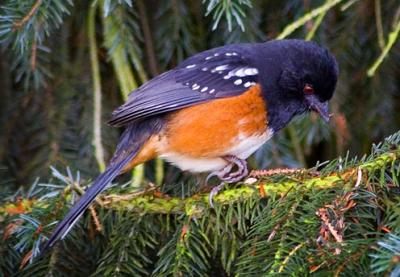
[{"xmin": 305, "ymin": 95, "xmax": 330, "ymax": 123}]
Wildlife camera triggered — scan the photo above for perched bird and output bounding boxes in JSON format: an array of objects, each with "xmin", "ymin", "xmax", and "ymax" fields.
[{"xmin": 42, "ymin": 39, "xmax": 338, "ymax": 251}]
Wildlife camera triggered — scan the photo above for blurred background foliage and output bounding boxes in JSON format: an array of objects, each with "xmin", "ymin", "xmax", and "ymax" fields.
[
  {"xmin": 0, "ymin": 0, "xmax": 400, "ymax": 275},
  {"xmin": 0, "ymin": 0, "xmax": 399, "ymax": 189}
]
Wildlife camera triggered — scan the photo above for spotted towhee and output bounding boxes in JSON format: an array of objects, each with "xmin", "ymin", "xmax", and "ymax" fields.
[{"xmin": 43, "ymin": 39, "xmax": 338, "ymax": 251}]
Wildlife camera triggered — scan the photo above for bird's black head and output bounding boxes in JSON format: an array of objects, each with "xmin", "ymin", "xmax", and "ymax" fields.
[{"xmin": 255, "ymin": 39, "xmax": 339, "ymax": 132}]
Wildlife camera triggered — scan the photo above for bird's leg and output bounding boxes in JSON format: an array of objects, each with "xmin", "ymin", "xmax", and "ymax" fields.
[
  {"xmin": 205, "ymin": 163, "xmax": 233, "ymax": 184},
  {"xmin": 222, "ymin": 155, "xmax": 248, "ymax": 183},
  {"xmin": 208, "ymin": 182, "xmax": 226, "ymax": 208},
  {"xmin": 207, "ymin": 155, "xmax": 248, "ymax": 207}
]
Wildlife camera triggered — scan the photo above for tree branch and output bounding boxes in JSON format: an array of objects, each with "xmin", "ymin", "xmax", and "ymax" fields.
[
  {"xmin": 1, "ymin": 148, "xmax": 398, "ymax": 217},
  {"xmin": 277, "ymin": 0, "xmax": 343, "ymax": 39},
  {"xmin": 13, "ymin": 0, "xmax": 43, "ymax": 30},
  {"xmin": 88, "ymin": 3, "xmax": 106, "ymax": 172},
  {"xmin": 367, "ymin": 14, "xmax": 400, "ymax": 77}
]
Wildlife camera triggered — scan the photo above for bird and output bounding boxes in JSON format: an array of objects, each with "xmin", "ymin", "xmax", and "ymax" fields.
[{"xmin": 42, "ymin": 39, "xmax": 338, "ymax": 252}]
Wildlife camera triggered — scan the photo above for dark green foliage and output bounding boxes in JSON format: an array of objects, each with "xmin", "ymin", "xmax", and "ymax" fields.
[
  {"xmin": 0, "ymin": 0, "xmax": 398, "ymax": 187},
  {"xmin": 203, "ymin": 0, "xmax": 252, "ymax": 31},
  {"xmin": 155, "ymin": 0, "xmax": 198, "ymax": 68},
  {"xmin": 0, "ymin": 0, "xmax": 400, "ymax": 275},
  {"xmin": 1, "ymin": 131, "xmax": 399, "ymax": 275},
  {"xmin": 93, "ymin": 214, "xmax": 159, "ymax": 276},
  {"xmin": 0, "ymin": 0, "xmax": 73, "ymax": 89}
]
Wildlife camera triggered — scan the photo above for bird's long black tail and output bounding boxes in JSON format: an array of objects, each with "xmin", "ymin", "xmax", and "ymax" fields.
[
  {"xmin": 41, "ymin": 152, "xmax": 136, "ymax": 252},
  {"xmin": 41, "ymin": 120, "xmax": 163, "ymax": 253}
]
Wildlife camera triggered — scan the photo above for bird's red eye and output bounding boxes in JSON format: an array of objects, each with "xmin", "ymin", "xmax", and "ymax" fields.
[{"xmin": 303, "ymin": 84, "xmax": 314, "ymax": 95}]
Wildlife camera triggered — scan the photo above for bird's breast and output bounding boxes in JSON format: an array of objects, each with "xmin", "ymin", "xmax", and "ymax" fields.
[{"xmin": 154, "ymin": 84, "xmax": 273, "ymax": 172}]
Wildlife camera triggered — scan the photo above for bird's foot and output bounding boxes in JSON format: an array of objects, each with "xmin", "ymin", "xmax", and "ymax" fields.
[
  {"xmin": 205, "ymin": 163, "xmax": 233, "ymax": 184},
  {"xmin": 222, "ymin": 155, "xmax": 248, "ymax": 183},
  {"xmin": 208, "ymin": 182, "xmax": 225, "ymax": 208},
  {"xmin": 206, "ymin": 155, "xmax": 248, "ymax": 207}
]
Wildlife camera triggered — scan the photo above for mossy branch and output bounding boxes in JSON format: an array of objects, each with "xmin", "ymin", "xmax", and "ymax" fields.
[{"xmin": 1, "ymin": 147, "xmax": 398, "ymax": 218}]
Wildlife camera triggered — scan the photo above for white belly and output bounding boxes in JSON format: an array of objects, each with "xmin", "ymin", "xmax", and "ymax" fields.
[
  {"xmin": 159, "ymin": 153, "xmax": 227, "ymax": 172},
  {"xmin": 159, "ymin": 128, "xmax": 274, "ymax": 173}
]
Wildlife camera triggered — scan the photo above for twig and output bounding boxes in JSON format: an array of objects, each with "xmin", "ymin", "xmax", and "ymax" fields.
[
  {"xmin": 102, "ymin": 182, "xmax": 156, "ymax": 204},
  {"xmin": 88, "ymin": 4, "xmax": 106, "ymax": 172},
  {"xmin": 316, "ymin": 191, "xmax": 357, "ymax": 256},
  {"xmin": 367, "ymin": 16, "xmax": 400, "ymax": 77},
  {"xmin": 30, "ymin": 38, "xmax": 37, "ymax": 70},
  {"xmin": 340, "ymin": 0, "xmax": 360, "ymax": 11},
  {"xmin": 13, "ymin": 0, "xmax": 42, "ymax": 30},
  {"xmin": 88, "ymin": 206, "xmax": 102, "ymax": 232},
  {"xmin": 355, "ymin": 168, "xmax": 362, "ymax": 187},
  {"xmin": 277, "ymin": 0, "xmax": 344, "ymax": 39},
  {"xmin": 267, "ymin": 223, "xmax": 281, "ymax": 242},
  {"xmin": 278, "ymin": 242, "xmax": 306, "ymax": 273},
  {"xmin": 305, "ymin": 0, "xmax": 332, "ymax": 41},
  {"xmin": 374, "ymin": 0, "xmax": 385, "ymax": 50},
  {"xmin": 309, "ymin": 261, "xmax": 327, "ymax": 273},
  {"xmin": 317, "ymin": 207, "xmax": 343, "ymax": 243},
  {"xmin": 250, "ymin": 168, "xmax": 306, "ymax": 177},
  {"xmin": 19, "ymin": 249, "xmax": 33, "ymax": 269}
]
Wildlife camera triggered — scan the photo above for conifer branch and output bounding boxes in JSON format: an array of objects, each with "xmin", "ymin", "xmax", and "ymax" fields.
[
  {"xmin": 12, "ymin": 0, "xmax": 42, "ymax": 30},
  {"xmin": 1, "ymin": 147, "xmax": 398, "ymax": 217}
]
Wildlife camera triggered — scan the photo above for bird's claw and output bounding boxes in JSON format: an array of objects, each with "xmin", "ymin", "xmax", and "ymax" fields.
[
  {"xmin": 206, "ymin": 155, "xmax": 248, "ymax": 207},
  {"xmin": 208, "ymin": 182, "xmax": 225, "ymax": 208}
]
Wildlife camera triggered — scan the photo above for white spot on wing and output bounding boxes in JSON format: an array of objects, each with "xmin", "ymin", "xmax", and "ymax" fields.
[
  {"xmin": 186, "ymin": 64, "xmax": 196, "ymax": 69},
  {"xmin": 209, "ymin": 89, "xmax": 216, "ymax": 93},
  {"xmin": 192, "ymin": 84, "xmax": 200, "ymax": 90},
  {"xmin": 234, "ymin": 79, "xmax": 243, "ymax": 85},
  {"xmin": 244, "ymin": 68, "xmax": 258, "ymax": 75},
  {"xmin": 235, "ymin": 68, "xmax": 247, "ymax": 77},
  {"xmin": 202, "ymin": 67, "xmax": 208, "ymax": 71},
  {"xmin": 201, "ymin": 87, "xmax": 208, "ymax": 92},
  {"xmin": 215, "ymin": 65, "xmax": 229, "ymax": 71}
]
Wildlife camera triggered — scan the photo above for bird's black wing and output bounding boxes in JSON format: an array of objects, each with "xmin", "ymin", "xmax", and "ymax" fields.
[{"xmin": 108, "ymin": 44, "xmax": 260, "ymax": 127}]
